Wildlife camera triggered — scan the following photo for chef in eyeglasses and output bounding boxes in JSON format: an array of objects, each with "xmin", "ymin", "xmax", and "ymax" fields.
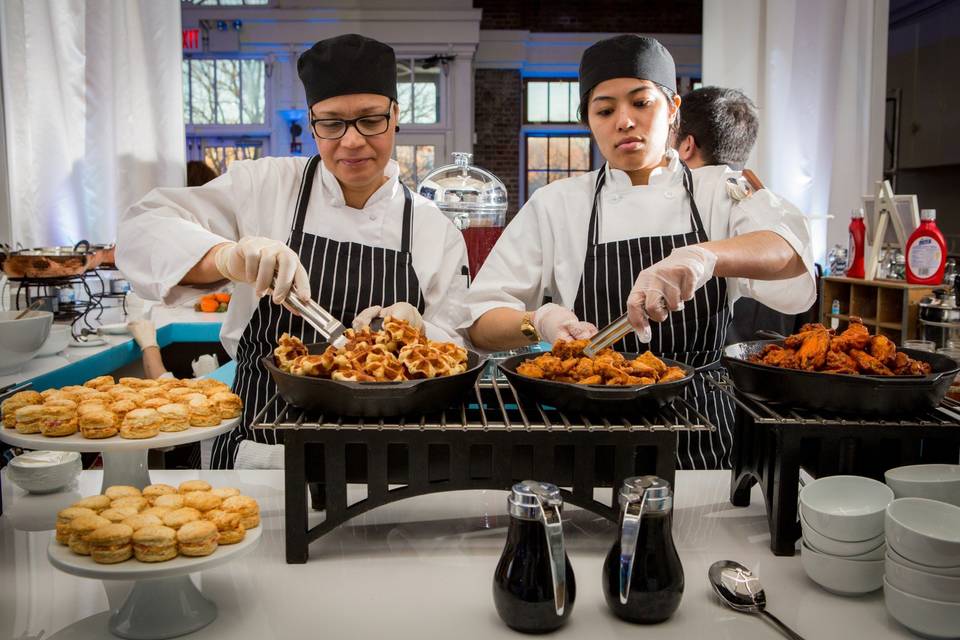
[{"xmin": 117, "ymin": 34, "xmax": 469, "ymax": 469}]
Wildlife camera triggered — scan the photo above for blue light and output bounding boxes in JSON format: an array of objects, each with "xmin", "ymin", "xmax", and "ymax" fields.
[{"xmin": 277, "ymin": 108, "xmax": 307, "ymax": 125}]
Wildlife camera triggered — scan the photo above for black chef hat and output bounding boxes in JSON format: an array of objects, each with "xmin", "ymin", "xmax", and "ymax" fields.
[
  {"xmin": 579, "ymin": 34, "xmax": 676, "ymax": 103},
  {"xmin": 297, "ymin": 34, "xmax": 398, "ymax": 108}
]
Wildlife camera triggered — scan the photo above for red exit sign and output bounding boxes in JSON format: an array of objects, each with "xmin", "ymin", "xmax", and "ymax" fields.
[{"xmin": 183, "ymin": 29, "xmax": 201, "ymax": 52}]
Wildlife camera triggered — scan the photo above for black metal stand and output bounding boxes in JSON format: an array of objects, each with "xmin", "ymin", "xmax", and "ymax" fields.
[
  {"xmin": 256, "ymin": 380, "xmax": 713, "ymax": 564},
  {"xmin": 715, "ymin": 377, "xmax": 960, "ymax": 556}
]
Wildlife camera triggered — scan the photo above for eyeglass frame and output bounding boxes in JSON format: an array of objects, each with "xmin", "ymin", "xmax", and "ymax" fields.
[{"xmin": 309, "ymin": 100, "xmax": 396, "ymax": 140}]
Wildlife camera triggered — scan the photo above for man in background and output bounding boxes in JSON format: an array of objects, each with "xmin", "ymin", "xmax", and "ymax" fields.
[{"xmin": 674, "ymin": 86, "xmax": 817, "ymax": 342}]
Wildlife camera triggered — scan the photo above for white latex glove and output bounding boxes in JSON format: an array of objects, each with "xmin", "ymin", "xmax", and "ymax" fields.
[
  {"xmin": 214, "ymin": 237, "xmax": 310, "ymax": 305},
  {"xmin": 353, "ymin": 302, "xmax": 424, "ymax": 331},
  {"xmin": 533, "ymin": 303, "xmax": 598, "ymax": 344},
  {"xmin": 127, "ymin": 319, "xmax": 158, "ymax": 350},
  {"xmin": 626, "ymin": 245, "xmax": 718, "ymax": 343}
]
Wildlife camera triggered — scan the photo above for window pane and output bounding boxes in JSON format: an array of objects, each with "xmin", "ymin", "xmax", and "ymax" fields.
[
  {"xmin": 570, "ymin": 137, "xmax": 590, "ymax": 170},
  {"xmin": 527, "ymin": 82, "xmax": 548, "ymax": 122},
  {"xmin": 570, "ymin": 82, "xmax": 580, "ymax": 121},
  {"xmin": 396, "ymin": 61, "xmax": 413, "ymax": 124},
  {"xmin": 191, "ymin": 59, "xmax": 216, "ymax": 124},
  {"xmin": 548, "ymin": 171, "xmax": 567, "ymax": 184},
  {"xmin": 182, "ymin": 59, "xmax": 191, "ymax": 124},
  {"xmin": 548, "ymin": 82, "xmax": 569, "ymax": 122},
  {"xmin": 414, "ymin": 145, "xmax": 435, "ymax": 184},
  {"xmin": 413, "ymin": 62, "xmax": 440, "ymax": 124},
  {"xmin": 395, "ymin": 145, "xmax": 415, "ymax": 186},
  {"xmin": 527, "ymin": 137, "xmax": 547, "ymax": 170},
  {"xmin": 240, "ymin": 60, "xmax": 264, "ymax": 124},
  {"xmin": 547, "ymin": 137, "xmax": 568, "ymax": 170},
  {"xmin": 215, "ymin": 59, "xmax": 240, "ymax": 124},
  {"xmin": 527, "ymin": 171, "xmax": 548, "ymax": 195}
]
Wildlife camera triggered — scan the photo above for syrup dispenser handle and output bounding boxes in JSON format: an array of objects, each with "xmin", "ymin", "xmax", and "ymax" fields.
[
  {"xmin": 619, "ymin": 486, "xmax": 649, "ymax": 605},
  {"xmin": 523, "ymin": 481, "xmax": 567, "ymax": 616}
]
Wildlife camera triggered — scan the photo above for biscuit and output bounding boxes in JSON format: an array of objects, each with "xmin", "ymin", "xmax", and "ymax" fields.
[
  {"xmin": 209, "ymin": 487, "xmax": 240, "ymax": 500},
  {"xmin": 132, "ymin": 525, "xmax": 178, "ymax": 562},
  {"xmin": 183, "ymin": 491, "xmax": 221, "ymax": 512},
  {"xmin": 79, "ymin": 409, "xmax": 118, "ymax": 439},
  {"xmin": 68, "ymin": 514, "xmax": 111, "ymax": 555},
  {"xmin": 162, "ymin": 507, "xmax": 201, "ymax": 530},
  {"xmin": 153, "ymin": 494, "xmax": 184, "ymax": 510},
  {"xmin": 72, "ymin": 495, "xmax": 111, "ymax": 513},
  {"xmin": 84, "ymin": 375, "xmax": 115, "ymax": 390},
  {"xmin": 176, "ymin": 520, "xmax": 218, "ymax": 556},
  {"xmin": 156, "ymin": 403, "xmax": 189, "ymax": 432},
  {"xmin": 100, "ymin": 507, "xmax": 140, "ymax": 523},
  {"xmin": 13, "ymin": 405, "xmax": 44, "ymax": 434},
  {"xmin": 55, "ymin": 507, "xmax": 97, "ymax": 544},
  {"xmin": 41, "ymin": 404, "xmax": 78, "ymax": 437},
  {"xmin": 122, "ymin": 513, "xmax": 163, "ymax": 531},
  {"xmin": 178, "ymin": 479, "xmax": 211, "ymax": 494},
  {"xmin": 187, "ymin": 397, "xmax": 220, "ymax": 427},
  {"xmin": 88, "ymin": 523, "xmax": 134, "ymax": 564},
  {"xmin": 209, "ymin": 392, "xmax": 242, "ymax": 420},
  {"xmin": 142, "ymin": 483, "xmax": 177, "ymax": 504},
  {"xmin": 105, "ymin": 485, "xmax": 142, "ymax": 500},
  {"xmin": 221, "ymin": 495, "xmax": 260, "ymax": 529},
  {"xmin": 120, "ymin": 408, "xmax": 161, "ymax": 439}
]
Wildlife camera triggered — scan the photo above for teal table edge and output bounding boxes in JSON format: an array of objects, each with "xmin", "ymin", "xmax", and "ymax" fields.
[{"xmin": 27, "ymin": 323, "xmax": 235, "ymax": 391}]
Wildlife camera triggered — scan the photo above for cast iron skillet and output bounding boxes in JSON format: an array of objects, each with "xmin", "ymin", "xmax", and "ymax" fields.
[
  {"xmin": 498, "ymin": 352, "xmax": 696, "ymax": 415},
  {"xmin": 722, "ymin": 338, "xmax": 960, "ymax": 416},
  {"xmin": 262, "ymin": 342, "xmax": 487, "ymax": 417}
]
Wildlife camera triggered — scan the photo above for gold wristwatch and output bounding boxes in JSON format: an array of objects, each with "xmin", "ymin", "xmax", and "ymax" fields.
[{"xmin": 520, "ymin": 311, "xmax": 540, "ymax": 342}]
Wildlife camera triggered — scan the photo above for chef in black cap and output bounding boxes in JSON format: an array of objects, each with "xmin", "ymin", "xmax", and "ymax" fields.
[
  {"xmin": 463, "ymin": 35, "xmax": 816, "ymax": 470},
  {"xmin": 118, "ymin": 34, "xmax": 469, "ymax": 469}
]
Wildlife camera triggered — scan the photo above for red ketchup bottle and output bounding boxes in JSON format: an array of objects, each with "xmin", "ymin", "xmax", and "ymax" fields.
[
  {"xmin": 845, "ymin": 208, "xmax": 866, "ymax": 279},
  {"xmin": 906, "ymin": 209, "xmax": 947, "ymax": 285}
]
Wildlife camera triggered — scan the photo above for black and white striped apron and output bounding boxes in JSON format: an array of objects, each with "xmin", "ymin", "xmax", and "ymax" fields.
[
  {"xmin": 210, "ymin": 155, "xmax": 425, "ymax": 469},
  {"xmin": 573, "ymin": 163, "xmax": 736, "ymax": 470}
]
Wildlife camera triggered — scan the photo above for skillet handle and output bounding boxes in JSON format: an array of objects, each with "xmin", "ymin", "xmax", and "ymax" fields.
[{"xmin": 754, "ymin": 329, "xmax": 787, "ymax": 340}]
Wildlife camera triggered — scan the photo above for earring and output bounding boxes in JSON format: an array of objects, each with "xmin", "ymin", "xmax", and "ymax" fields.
[{"xmin": 395, "ymin": 125, "xmax": 400, "ymax": 132}]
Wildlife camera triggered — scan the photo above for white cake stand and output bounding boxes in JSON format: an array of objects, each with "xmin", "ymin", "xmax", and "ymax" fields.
[
  {"xmin": 48, "ymin": 524, "xmax": 261, "ymax": 640},
  {"xmin": 0, "ymin": 419, "xmax": 238, "ymax": 492}
]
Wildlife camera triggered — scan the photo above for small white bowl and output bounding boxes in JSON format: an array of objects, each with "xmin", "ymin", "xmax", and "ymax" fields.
[
  {"xmin": 887, "ymin": 546, "xmax": 960, "ymax": 578},
  {"xmin": 800, "ymin": 541, "xmax": 884, "ymax": 595},
  {"xmin": 886, "ymin": 464, "xmax": 960, "ymax": 507},
  {"xmin": 800, "ymin": 509, "xmax": 886, "ymax": 557},
  {"xmin": 35, "ymin": 324, "xmax": 70, "ymax": 357},
  {"xmin": 884, "ymin": 578, "xmax": 960, "ymax": 638},
  {"xmin": 0, "ymin": 310, "xmax": 53, "ymax": 374},
  {"xmin": 800, "ymin": 475, "xmax": 893, "ymax": 542},
  {"xmin": 6, "ymin": 451, "xmax": 82, "ymax": 494},
  {"xmin": 886, "ymin": 498, "xmax": 960, "ymax": 569},
  {"xmin": 885, "ymin": 553, "xmax": 960, "ymax": 603}
]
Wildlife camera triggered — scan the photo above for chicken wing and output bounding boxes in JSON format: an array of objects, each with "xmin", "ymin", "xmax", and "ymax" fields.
[
  {"xmin": 868, "ymin": 335, "xmax": 897, "ymax": 365},
  {"xmin": 797, "ymin": 328, "xmax": 831, "ymax": 370},
  {"xmin": 830, "ymin": 322, "xmax": 871, "ymax": 352},
  {"xmin": 850, "ymin": 349, "xmax": 894, "ymax": 376}
]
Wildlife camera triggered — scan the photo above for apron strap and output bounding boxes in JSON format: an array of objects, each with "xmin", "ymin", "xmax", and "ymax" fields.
[
  {"xmin": 586, "ymin": 168, "xmax": 606, "ymax": 246},
  {"xmin": 681, "ymin": 161, "xmax": 709, "ymax": 241},
  {"xmin": 290, "ymin": 155, "xmax": 322, "ymax": 235},
  {"xmin": 399, "ymin": 184, "xmax": 414, "ymax": 253}
]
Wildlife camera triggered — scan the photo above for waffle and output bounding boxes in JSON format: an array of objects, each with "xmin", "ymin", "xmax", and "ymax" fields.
[
  {"xmin": 275, "ymin": 334, "xmax": 310, "ymax": 372},
  {"xmin": 277, "ymin": 318, "xmax": 467, "ymax": 383}
]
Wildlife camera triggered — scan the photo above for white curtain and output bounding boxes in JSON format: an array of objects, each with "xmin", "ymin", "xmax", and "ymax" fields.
[
  {"xmin": 0, "ymin": 0, "xmax": 184, "ymax": 248},
  {"xmin": 702, "ymin": 0, "xmax": 888, "ymax": 263}
]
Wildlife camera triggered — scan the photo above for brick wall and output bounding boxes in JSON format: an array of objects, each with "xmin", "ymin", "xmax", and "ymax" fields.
[
  {"xmin": 474, "ymin": 0, "xmax": 702, "ymax": 33},
  {"xmin": 473, "ymin": 68, "xmax": 522, "ymax": 219}
]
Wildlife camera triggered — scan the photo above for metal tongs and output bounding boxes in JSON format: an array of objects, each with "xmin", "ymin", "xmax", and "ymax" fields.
[
  {"xmin": 284, "ymin": 294, "xmax": 348, "ymax": 348},
  {"xmin": 584, "ymin": 312, "xmax": 633, "ymax": 357}
]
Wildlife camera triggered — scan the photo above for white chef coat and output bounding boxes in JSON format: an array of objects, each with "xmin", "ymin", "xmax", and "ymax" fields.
[
  {"xmin": 461, "ymin": 150, "xmax": 817, "ymax": 328},
  {"xmin": 117, "ymin": 158, "xmax": 469, "ymax": 358}
]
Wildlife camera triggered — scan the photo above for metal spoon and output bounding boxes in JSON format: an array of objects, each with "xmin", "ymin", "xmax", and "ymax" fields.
[{"xmin": 708, "ymin": 560, "xmax": 805, "ymax": 640}]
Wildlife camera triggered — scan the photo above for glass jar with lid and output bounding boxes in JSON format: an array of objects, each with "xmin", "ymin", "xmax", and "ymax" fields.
[{"xmin": 417, "ymin": 152, "xmax": 508, "ymax": 277}]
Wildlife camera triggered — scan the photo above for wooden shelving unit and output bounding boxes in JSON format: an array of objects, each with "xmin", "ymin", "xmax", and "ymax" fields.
[{"xmin": 819, "ymin": 276, "xmax": 935, "ymax": 344}]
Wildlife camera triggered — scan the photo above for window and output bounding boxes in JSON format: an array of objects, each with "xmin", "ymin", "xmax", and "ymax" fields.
[
  {"xmin": 396, "ymin": 59, "xmax": 441, "ymax": 125},
  {"xmin": 183, "ymin": 58, "xmax": 266, "ymax": 125},
  {"xmin": 525, "ymin": 135, "xmax": 591, "ymax": 196},
  {"xmin": 394, "ymin": 144, "xmax": 436, "ymax": 188},
  {"xmin": 187, "ymin": 136, "xmax": 266, "ymax": 174},
  {"xmin": 525, "ymin": 80, "xmax": 580, "ymax": 123}
]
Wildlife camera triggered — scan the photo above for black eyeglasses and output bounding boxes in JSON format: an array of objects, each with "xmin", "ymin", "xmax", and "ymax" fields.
[{"xmin": 310, "ymin": 103, "xmax": 394, "ymax": 140}]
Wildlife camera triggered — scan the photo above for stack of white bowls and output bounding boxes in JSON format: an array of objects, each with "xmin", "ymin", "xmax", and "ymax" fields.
[
  {"xmin": 885, "ymin": 463, "xmax": 960, "ymax": 507},
  {"xmin": 798, "ymin": 475, "xmax": 892, "ymax": 596},
  {"xmin": 884, "ymin": 498, "xmax": 960, "ymax": 638}
]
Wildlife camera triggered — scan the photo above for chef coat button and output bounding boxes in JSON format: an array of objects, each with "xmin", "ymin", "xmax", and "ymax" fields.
[
  {"xmin": 369, "ymin": 214, "xmax": 377, "ymax": 221},
  {"xmin": 664, "ymin": 190, "xmax": 674, "ymax": 199},
  {"xmin": 610, "ymin": 194, "xmax": 621, "ymax": 203}
]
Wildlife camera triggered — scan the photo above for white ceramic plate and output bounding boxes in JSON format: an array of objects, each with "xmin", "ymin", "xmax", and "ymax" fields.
[{"xmin": 0, "ymin": 418, "xmax": 238, "ymax": 453}]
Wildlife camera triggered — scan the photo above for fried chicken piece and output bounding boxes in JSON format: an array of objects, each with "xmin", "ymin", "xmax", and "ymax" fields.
[
  {"xmin": 550, "ymin": 339, "xmax": 589, "ymax": 360},
  {"xmin": 626, "ymin": 358, "xmax": 658, "ymax": 377},
  {"xmin": 659, "ymin": 367, "xmax": 687, "ymax": 383},
  {"xmin": 850, "ymin": 349, "xmax": 894, "ymax": 376},
  {"xmin": 892, "ymin": 352, "xmax": 932, "ymax": 376},
  {"xmin": 761, "ymin": 347, "xmax": 800, "ymax": 369},
  {"xmin": 577, "ymin": 375, "xmax": 603, "ymax": 385},
  {"xmin": 830, "ymin": 322, "xmax": 871, "ymax": 352},
  {"xmin": 798, "ymin": 323, "xmax": 828, "ymax": 334},
  {"xmin": 796, "ymin": 328, "xmax": 830, "ymax": 370},
  {"xmin": 517, "ymin": 362, "xmax": 545, "ymax": 379},
  {"xmin": 868, "ymin": 335, "xmax": 897, "ymax": 365},
  {"xmin": 635, "ymin": 351, "xmax": 668, "ymax": 376},
  {"xmin": 574, "ymin": 358, "xmax": 595, "ymax": 380},
  {"xmin": 825, "ymin": 350, "xmax": 858, "ymax": 372}
]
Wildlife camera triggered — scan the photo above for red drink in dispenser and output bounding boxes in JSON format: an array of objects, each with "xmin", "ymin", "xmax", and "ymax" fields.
[{"xmin": 416, "ymin": 152, "xmax": 508, "ymax": 277}]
